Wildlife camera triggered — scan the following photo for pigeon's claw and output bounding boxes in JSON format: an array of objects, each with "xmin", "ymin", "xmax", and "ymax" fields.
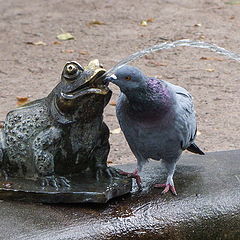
[
  {"xmin": 154, "ymin": 183, "xmax": 177, "ymax": 196},
  {"xmin": 118, "ymin": 169, "xmax": 142, "ymax": 190}
]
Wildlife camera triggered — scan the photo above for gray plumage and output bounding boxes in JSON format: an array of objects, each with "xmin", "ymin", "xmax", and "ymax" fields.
[{"xmin": 107, "ymin": 65, "xmax": 204, "ymax": 194}]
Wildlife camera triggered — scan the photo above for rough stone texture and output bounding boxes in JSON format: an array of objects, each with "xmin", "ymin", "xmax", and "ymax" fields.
[
  {"xmin": 0, "ymin": 0, "xmax": 240, "ymax": 166},
  {"xmin": 0, "ymin": 150, "xmax": 239, "ymax": 240}
]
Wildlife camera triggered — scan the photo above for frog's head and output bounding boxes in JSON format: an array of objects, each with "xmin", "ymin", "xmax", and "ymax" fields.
[
  {"xmin": 50, "ymin": 60, "xmax": 111, "ymax": 124},
  {"xmin": 60, "ymin": 59, "xmax": 109, "ymax": 98}
]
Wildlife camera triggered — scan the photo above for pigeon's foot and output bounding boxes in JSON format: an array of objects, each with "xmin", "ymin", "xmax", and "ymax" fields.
[
  {"xmin": 154, "ymin": 183, "xmax": 177, "ymax": 196},
  {"xmin": 118, "ymin": 169, "xmax": 142, "ymax": 190}
]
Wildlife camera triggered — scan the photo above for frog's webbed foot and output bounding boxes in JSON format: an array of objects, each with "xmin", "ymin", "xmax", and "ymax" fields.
[
  {"xmin": 0, "ymin": 148, "xmax": 3, "ymax": 164},
  {"xmin": 96, "ymin": 166, "xmax": 119, "ymax": 182},
  {"xmin": 0, "ymin": 169, "xmax": 8, "ymax": 180},
  {"xmin": 39, "ymin": 175, "xmax": 70, "ymax": 189}
]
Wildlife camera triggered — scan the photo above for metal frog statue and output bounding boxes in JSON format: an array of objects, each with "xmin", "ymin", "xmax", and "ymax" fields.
[{"xmin": 0, "ymin": 60, "xmax": 132, "ymax": 203}]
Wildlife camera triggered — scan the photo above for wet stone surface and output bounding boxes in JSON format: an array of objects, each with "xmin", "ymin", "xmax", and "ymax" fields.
[{"xmin": 0, "ymin": 150, "xmax": 239, "ymax": 240}]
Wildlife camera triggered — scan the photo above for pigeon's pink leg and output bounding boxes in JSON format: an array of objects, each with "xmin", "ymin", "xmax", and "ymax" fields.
[
  {"xmin": 118, "ymin": 169, "xmax": 142, "ymax": 189},
  {"xmin": 154, "ymin": 161, "xmax": 177, "ymax": 195},
  {"xmin": 154, "ymin": 183, "xmax": 177, "ymax": 195}
]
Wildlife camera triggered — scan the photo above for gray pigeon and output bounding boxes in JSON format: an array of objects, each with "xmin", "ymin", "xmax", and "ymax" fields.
[{"xmin": 105, "ymin": 65, "xmax": 204, "ymax": 195}]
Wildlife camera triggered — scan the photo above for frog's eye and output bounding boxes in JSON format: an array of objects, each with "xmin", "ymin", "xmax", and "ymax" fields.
[
  {"xmin": 66, "ymin": 64, "xmax": 78, "ymax": 75},
  {"xmin": 63, "ymin": 61, "xmax": 84, "ymax": 80},
  {"xmin": 125, "ymin": 76, "xmax": 131, "ymax": 81}
]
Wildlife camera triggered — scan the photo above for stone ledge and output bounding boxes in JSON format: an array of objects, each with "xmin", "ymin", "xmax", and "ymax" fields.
[{"xmin": 0, "ymin": 150, "xmax": 239, "ymax": 240}]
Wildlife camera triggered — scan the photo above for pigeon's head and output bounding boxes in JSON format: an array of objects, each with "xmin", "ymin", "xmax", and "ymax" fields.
[{"xmin": 105, "ymin": 65, "xmax": 147, "ymax": 92}]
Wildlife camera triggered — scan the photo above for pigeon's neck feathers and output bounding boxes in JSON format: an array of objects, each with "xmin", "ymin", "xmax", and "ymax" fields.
[{"xmin": 125, "ymin": 77, "xmax": 176, "ymax": 112}]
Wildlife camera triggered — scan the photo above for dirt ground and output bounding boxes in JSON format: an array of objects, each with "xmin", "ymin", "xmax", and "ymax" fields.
[{"xmin": 0, "ymin": 0, "xmax": 239, "ymax": 165}]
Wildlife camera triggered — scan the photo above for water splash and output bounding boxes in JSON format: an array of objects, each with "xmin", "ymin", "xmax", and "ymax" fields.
[{"xmin": 104, "ymin": 39, "xmax": 240, "ymax": 76}]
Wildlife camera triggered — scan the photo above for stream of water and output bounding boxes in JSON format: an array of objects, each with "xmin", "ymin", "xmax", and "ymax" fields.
[{"xmin": 104, "ymin": 39, "xmax": 240, "ymax": 76}]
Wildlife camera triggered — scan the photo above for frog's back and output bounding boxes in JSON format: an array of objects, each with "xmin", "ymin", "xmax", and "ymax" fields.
[{"xmin": 3, "ymin": 98, "xmax": 51, "ymax": 176}]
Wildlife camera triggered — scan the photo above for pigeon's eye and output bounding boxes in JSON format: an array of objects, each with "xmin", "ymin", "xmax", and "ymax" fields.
[{"xmin": 125, "ymin": 76, "xmax": 131, "ymax": 81}]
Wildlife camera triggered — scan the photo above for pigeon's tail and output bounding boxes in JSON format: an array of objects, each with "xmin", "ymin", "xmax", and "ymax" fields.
[{"xmin": 187, "ymin": 143, "xmax": 205, "ymax": 155}]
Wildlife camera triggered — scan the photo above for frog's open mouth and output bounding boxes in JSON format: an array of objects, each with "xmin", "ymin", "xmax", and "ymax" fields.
[{"xmin": 61, "ymin": 69, "xmax": 109, "ymax": 100}]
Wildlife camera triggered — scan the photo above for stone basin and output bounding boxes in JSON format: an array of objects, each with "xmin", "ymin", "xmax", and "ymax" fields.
[{"xmin": 0, "ymin": 150, "xmax": 239, "ymax": 240}]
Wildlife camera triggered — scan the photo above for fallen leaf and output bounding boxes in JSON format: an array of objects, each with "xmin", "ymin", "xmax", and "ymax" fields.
[
  {"xmin": 146, "ymin": 18, "xmax": 154, "ymax": 23},
  {"xmin": 110, "ymin": 128, "xmax": 121, "ymax": 134},
  {"xmin": 79, "ymin": 50, "xmax": 89, "ymax": 55},
  {"xmin": 89, "ymin": 20, "xmax": 106, "ymax": 26},
  {"xmin": 16, "ymin": 96, "xmax": 29, "ymax": 106},
  {"xmin": 199, "ymin": 35, "xmax": 205, "ymax": 40},
  {"xmin": 16, "ymin": 96, "xmax": 29, "ymax": 101},
  {"xmin": 140, "ymin": 18, "xmax": 154, "ymax": 26},
  {"xmin": 110, "ymin": 101, "xmax": 116, "ymax": 106},
  {"xmin": 140, "ymin": 20, "xmax": 148, "ymax": 26},
  {"xmin": 225, "ymin": 1, "xmax": 240, "ymax": 5},
  {"xmin": 107, "ymin": 160, "xmax": 113, "ymax": 164},
  {"xmin": 200, "ymin": 57, "xmax": 224, "ymax": 61},
  {"xmin": 34, "ymin": 41, "xmax": 47, "ymax": 46},
  {"xmin": 57, "ymin": 33, "xmax": 75, "ymax": 41},
  {"xmin": 52, "ymin": 41, "xmax": 62, "ymax": 45},
  {"xmin": 25, "ymin": 41, "xmax": 47, "ymax": 46},
  {"xmin": 61, "ymin": 49, "xmax": 75, "ymax": 53},
  {"xmin": 0, "ymin": 121, "xmax": 4, "ymax": 128},
  {"xmin": 206, "ymin": 68, "xmax": 215, "ymax": 72},
  {"xmin": 194, "ymin": 23, "xmax": 202, "ymax": 27}
]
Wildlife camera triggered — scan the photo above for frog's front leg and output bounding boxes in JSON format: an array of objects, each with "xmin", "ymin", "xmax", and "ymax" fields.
[
  {"xmin": 0, "ymin": 148, "xmax": 3, "ymax": 169},
  {"xmin": 0, "ymin": 147, "xmax": 4, "ymax": 178},
  {"xmin": 92, "ymin": 123, "xmax": 119, "ymax": 181},
  {"xmin": 32, "ymin": 127, "xmax": 70, "ymax": 188}
]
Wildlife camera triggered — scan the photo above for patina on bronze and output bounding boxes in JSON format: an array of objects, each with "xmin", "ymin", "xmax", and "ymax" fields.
[{"xmin": 0, "ymin": 59, "xmax": 132, "ymax": 203}]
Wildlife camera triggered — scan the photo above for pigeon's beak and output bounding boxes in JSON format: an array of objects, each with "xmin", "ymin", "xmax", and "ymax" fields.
[{"xmin": 103, "ymin": 74, "xmax": 117, "ymax": 84}]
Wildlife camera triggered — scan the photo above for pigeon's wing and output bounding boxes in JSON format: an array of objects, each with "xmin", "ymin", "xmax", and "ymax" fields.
[
  {"xmin": 167, "ymin": 82, "xmax": 204, "ymax": 154},
  {"xmin": 166, "ymin": 81, "xmax": 193, "ymax": 99},
  {"xmin": 166, "ymin": 82, "xmax": 198, "ymax": 148}
]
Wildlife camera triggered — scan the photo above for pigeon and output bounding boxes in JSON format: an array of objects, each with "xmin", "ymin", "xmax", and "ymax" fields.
[{"xmin": 105, "ymin": 65, "xmax": 204, "ymax": 195}]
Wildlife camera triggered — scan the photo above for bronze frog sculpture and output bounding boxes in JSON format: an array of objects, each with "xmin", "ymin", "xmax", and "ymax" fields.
[{"xmin": 0, "ymin": 60, "xmax": 117, "ymax": 189}]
